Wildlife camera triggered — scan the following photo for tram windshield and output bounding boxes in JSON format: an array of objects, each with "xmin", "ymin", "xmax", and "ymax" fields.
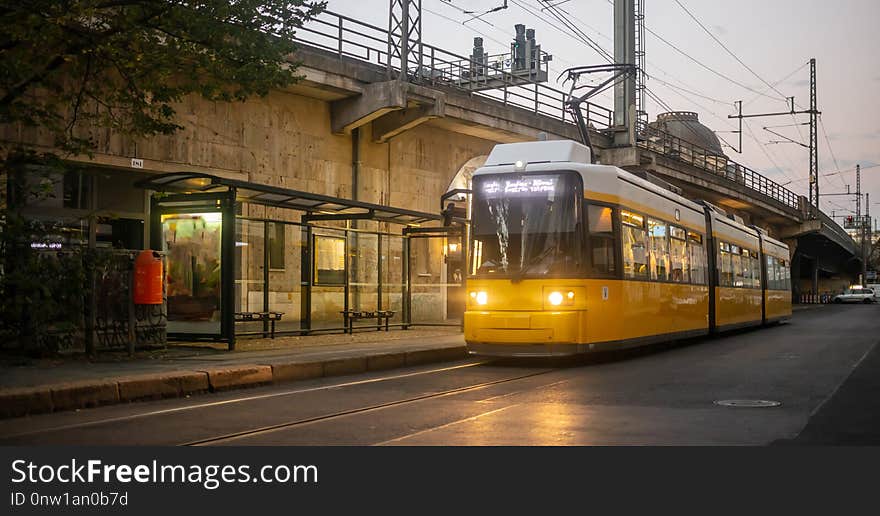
[{"xmin": 470, "ymin": 172, "xmax": 581, "ymax": 278}]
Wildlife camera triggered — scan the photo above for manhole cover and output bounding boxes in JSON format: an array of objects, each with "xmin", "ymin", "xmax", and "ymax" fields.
[{"xmin": 714, "ymin": 399, "xmax": 781, "ymax": 408}]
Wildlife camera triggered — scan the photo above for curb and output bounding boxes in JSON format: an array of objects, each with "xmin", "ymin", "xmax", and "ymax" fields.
[{"xmin": 0, "ymin": 345, "xmax": 468, "ymax": 419}]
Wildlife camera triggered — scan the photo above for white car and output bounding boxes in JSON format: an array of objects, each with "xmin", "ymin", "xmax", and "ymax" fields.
[{"xmin": 833, "ymin": 287, "xmax": 876, "ymax": 304}]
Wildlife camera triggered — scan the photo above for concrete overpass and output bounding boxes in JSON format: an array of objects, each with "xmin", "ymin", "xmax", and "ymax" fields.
[{"xmin": 289, "ymin": 10, "xmax": 859, "ymax": 297}]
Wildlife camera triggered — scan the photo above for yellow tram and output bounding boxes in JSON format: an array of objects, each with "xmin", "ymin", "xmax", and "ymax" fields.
[{"xmin": 464, "ymin": 140, "xmax": 792, "ymax": 357}]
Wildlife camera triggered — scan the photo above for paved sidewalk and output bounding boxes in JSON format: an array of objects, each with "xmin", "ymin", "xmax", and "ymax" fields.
[{"xmin": 0, "ymin": 328, "xmax": 467, "ymax": 419}]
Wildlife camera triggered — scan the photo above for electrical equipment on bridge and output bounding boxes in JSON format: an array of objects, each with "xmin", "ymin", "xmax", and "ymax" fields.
[{"xmin": 449, "ymin": 25, "xmax": 550, "ymax": 90}]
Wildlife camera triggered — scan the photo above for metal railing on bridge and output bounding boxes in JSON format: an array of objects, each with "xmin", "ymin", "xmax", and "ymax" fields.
[
  {"xmin": 294, "ymin": 10, "xmax": 809, "ymax": 216},
  {"xmin": 293, "ymin": 10, "xmax": 613, "ymax": 129},
  {"xmin": 637, "ymin": 121, "xmax": 800, "ymax": 211}
]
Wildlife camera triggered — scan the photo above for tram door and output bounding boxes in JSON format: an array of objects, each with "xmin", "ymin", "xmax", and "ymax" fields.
[{"xmin": 404, "ymin": 228, "xmax": 465, "ymax": 326}]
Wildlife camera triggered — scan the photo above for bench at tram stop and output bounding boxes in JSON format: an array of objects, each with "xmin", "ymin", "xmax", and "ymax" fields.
[
  {"xmin": 340, "ymin": 310, "xmax": 396, "ymax": 334},
  {"xmin": 234, "ymin": 311, "xmax": 285, "ymax": 338}
]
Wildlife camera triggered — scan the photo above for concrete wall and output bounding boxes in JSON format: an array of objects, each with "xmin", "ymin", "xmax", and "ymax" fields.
[
  {"xmin": 4, "ymin": 88, "xmax": 495, "ymax": 215},
  {"xmin": 3, "ymin": 84, "xmax": 495, "ymax": 327}
]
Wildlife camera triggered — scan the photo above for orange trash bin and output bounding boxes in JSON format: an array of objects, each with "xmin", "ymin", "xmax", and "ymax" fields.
[{"xmin": 133, "ymin": 250, "xmax": 164, "ymax": 305}]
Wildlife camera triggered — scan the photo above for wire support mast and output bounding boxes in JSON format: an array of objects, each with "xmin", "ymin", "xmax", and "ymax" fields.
[{"xmin": 560, "ymin": 64, "xmax": 636, "ymax": 163}]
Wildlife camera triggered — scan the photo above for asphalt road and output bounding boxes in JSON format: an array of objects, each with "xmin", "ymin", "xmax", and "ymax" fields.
[{"xmin": 2, "ymin": 304, "xmax": 878, "ymax": 445}]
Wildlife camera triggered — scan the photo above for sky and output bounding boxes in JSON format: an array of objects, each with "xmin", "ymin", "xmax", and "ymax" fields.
[{"xmin": 316, "ymin": 0, "xmax": 880, "ymax": 223}]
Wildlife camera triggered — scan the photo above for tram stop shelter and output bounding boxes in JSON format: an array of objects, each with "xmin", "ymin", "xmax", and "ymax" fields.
[{"xmin": 136, "ymin": 173, "xmax": 465, "ymax": 350}]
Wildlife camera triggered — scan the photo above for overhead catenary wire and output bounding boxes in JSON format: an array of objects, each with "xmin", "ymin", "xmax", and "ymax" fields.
[
  {"xmin": 650, "ymin": 76, "xmax": 731, "ymax": 105},
  {"xmin": 673, "ymin": 0, "xmax": 791, "ymax": 105},
  {"xmin": 534, "ymin": 0, "xmax": 734, "ymax": 110},
  {"xmin": 819, "ymin": 115, "xmax": 848, "ymax": 189},
  {"xmin": 533, "ymin": 0, "xmax": 614, "ymax": 63},
  {"xmin": 441, "ymin": 0, "xmax": 844, "ymax": 201},
  {"xmin": 595, "ymin": 0, "xmax": 779, "ymax": 102},
  {"xmin": 648, "ymin": 79, "xmax": 800, "ymax": 186},
  {"xmin": 665, "ymin": 3, "xmax": 822, "ymax": 192},
  {"xmin": 742, "ymin": 62, "xmax": 809, "ymax": 108},
  {"xmin": 528, "ymin": 0, "xmax": 802, "ymax": 188}
]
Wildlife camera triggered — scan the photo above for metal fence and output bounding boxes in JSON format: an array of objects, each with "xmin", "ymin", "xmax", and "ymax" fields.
[{"xmin": 0, "ymin": 249, "xmax": 167, "ymax": 354}]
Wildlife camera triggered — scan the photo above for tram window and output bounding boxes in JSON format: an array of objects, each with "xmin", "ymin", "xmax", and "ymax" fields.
[
  {"xmin": 687, "ymin": 232, "xmax": 706, "ymax": 285},
  {"xmin": 719, "ymin": 242, "xmax": 733, "ymax": 287},
  {"xmin": 621, "ymin": 210, "xmax": 648, "ymax": 278},
  {"xmin": 732, "ymin": 246, "xmax": 745, "ymax": 288},
  {"xmin": 741, "ymin": 249, "xmax": 755, "ymax": 288},
  {"xmin": 766, "ymin": 255, "xmax": 778, "ymax": 290},
  {"xmin": 781, "ymin": 259, "xmax": 788, "ymax": 290},
  {"xmin": 784, "ymin": 260, "xmax": 791, "ymax": 290},
  {"xmin": 669, "ymin": 227, "xmax": 688, "ymax": 283},
  {"xmin": 773, "ymin": 258, "xmax": 785, "ymax": 290},
  {"xmin": 587, "ymin": 205, "xmax": 617, "ymax": 276},
  {"xmin": 750, "ymin": 254, "xmax": 761, "ymax": 288},
  {"xmin": 648, "ymin": 218, "xmax": 669, "ymax": 281}
]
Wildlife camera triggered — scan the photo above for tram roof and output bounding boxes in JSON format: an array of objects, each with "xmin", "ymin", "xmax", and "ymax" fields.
[
  {"xmin": 135, "ymin": 172, "xmax": 441, "ymax": 226},
  {"xmin": 484, "ymin": 140, "xmax": 592, "ymax": 167}
]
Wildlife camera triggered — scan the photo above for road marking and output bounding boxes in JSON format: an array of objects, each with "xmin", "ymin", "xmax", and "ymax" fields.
[
  {"xmin": 374, "ymin": 404, "xmax": 521, "ymax": 446},
  {"xmin": 185, "ymin": 371, "xmax": 552, "ymax": 445},
  {"xmin": 803, "ymin": 340, "xmax": 877, "ymax": 422},
  {"xmin": 0, "ymin": 360, "xmax": 489, "ymax": 439},
  {"xmin": 476, "ymin": 379, "xmax": 571, "ymax": 403}
]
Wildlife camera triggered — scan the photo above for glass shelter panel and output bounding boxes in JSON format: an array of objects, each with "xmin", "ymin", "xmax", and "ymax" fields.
[
  {"xmin": 348, "ymin": 232, "xmax": 379, "ymax": 328},
  {"xmin": 409, "ymin": 236, "xmax": 453, "ymax": 324},
  {"xmin": 311, "ymin": 229, "xmax": 347, "ymax": 330},
  {"xmin": 268, "ymin": 223, "xmax": 303, "ymax": 333},
  {"xmin": 381, "ymin": 234, "xmax": 405, "ymax": 327},
  {"xmin": 162, "ymin": 212, "xmax": 223, "ymax": 335},
  {"xmin": 234, "ymin": 219, "xmax": 266, "ymax": 334}
]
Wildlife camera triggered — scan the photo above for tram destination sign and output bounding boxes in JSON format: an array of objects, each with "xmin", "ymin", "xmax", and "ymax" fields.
[{"xmin": 481, "ymin": 176, "xmax": 558, "ymax": 199}]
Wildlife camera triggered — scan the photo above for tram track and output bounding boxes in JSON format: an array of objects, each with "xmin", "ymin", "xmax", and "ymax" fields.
[
  {"xmin": 183, "ymin": 368, "xmax": 557, "ymax": 446},
  {"xmin": 0, "ymin": 360, "xmax": 562, "ymax": 445}
]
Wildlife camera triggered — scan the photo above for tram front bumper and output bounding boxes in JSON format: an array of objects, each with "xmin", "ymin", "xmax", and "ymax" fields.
[{"xmin": 464, "ymin": 310, "xmax": 585, "ymax": 348}]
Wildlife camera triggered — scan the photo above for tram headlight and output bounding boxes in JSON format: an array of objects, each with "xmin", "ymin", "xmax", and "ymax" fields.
[
  {"xmin": 470, "ymin": 291, "xmax": 488, "ymax": 306},
  {"xmin": 547, "ymin": 290, "xmax": 575, "ymax": 307}
]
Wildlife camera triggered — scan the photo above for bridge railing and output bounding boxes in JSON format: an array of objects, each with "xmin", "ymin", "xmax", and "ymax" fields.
[
  {"xmin": 636, "ymin": 121, "xmax": 800, "ymax": 211},
  {"xmin": 294, "ymin": 11, "xmax": 802, "ymax": 214},
  {"xmin": 293, "ymin": 10, "xmax": 613, "ymax": 130}
]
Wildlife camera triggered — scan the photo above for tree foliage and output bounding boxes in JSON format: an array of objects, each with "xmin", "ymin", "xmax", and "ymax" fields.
[
  {"xmin": 1, "ymin": 0, "xmax": 326, "ymax": 155},
  {"xmin": 0, "ymin": 0, "xmax": 325, "ymax": 353}
]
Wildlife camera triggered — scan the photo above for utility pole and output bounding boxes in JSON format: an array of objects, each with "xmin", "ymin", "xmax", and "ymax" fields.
[
  {"xmin": 388, "ymin": 0, "xmax": 422, "ymax": 81},
  {"xmin": 857, "ymin": 163, "xmax": 863, "ymax": 284},
  {"xmin": 728, "ymin": 58, "xmax": 820, "ymax": 217},
  {"xmin": 866, "ymin": 191, "xmax": 871, "ymax": 282},
  {"xmin": 634, "ymin": 0, "xmax": 646, "ymax": 126},
  {"xmin": 613, "ymin": 0, "xmax": 636, "ymax": 146},
  {"xmin": 809, "ymin": 58, "xmax": 819, "ymax": 214}
]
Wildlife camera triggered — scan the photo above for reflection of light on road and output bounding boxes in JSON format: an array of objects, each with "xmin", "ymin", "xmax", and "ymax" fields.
[
  {"xmin": 526, "ymin": 402, "xmax": 576, "ymax": 445},
  {"xmin": 376, "ymin": 405, "xmax": 519, "ymax": 446}
]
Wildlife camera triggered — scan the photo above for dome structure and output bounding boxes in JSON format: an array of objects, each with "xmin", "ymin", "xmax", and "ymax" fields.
[{"xmin": 649, "ymin": 111, "xmax": 725, "ymax": 157}]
